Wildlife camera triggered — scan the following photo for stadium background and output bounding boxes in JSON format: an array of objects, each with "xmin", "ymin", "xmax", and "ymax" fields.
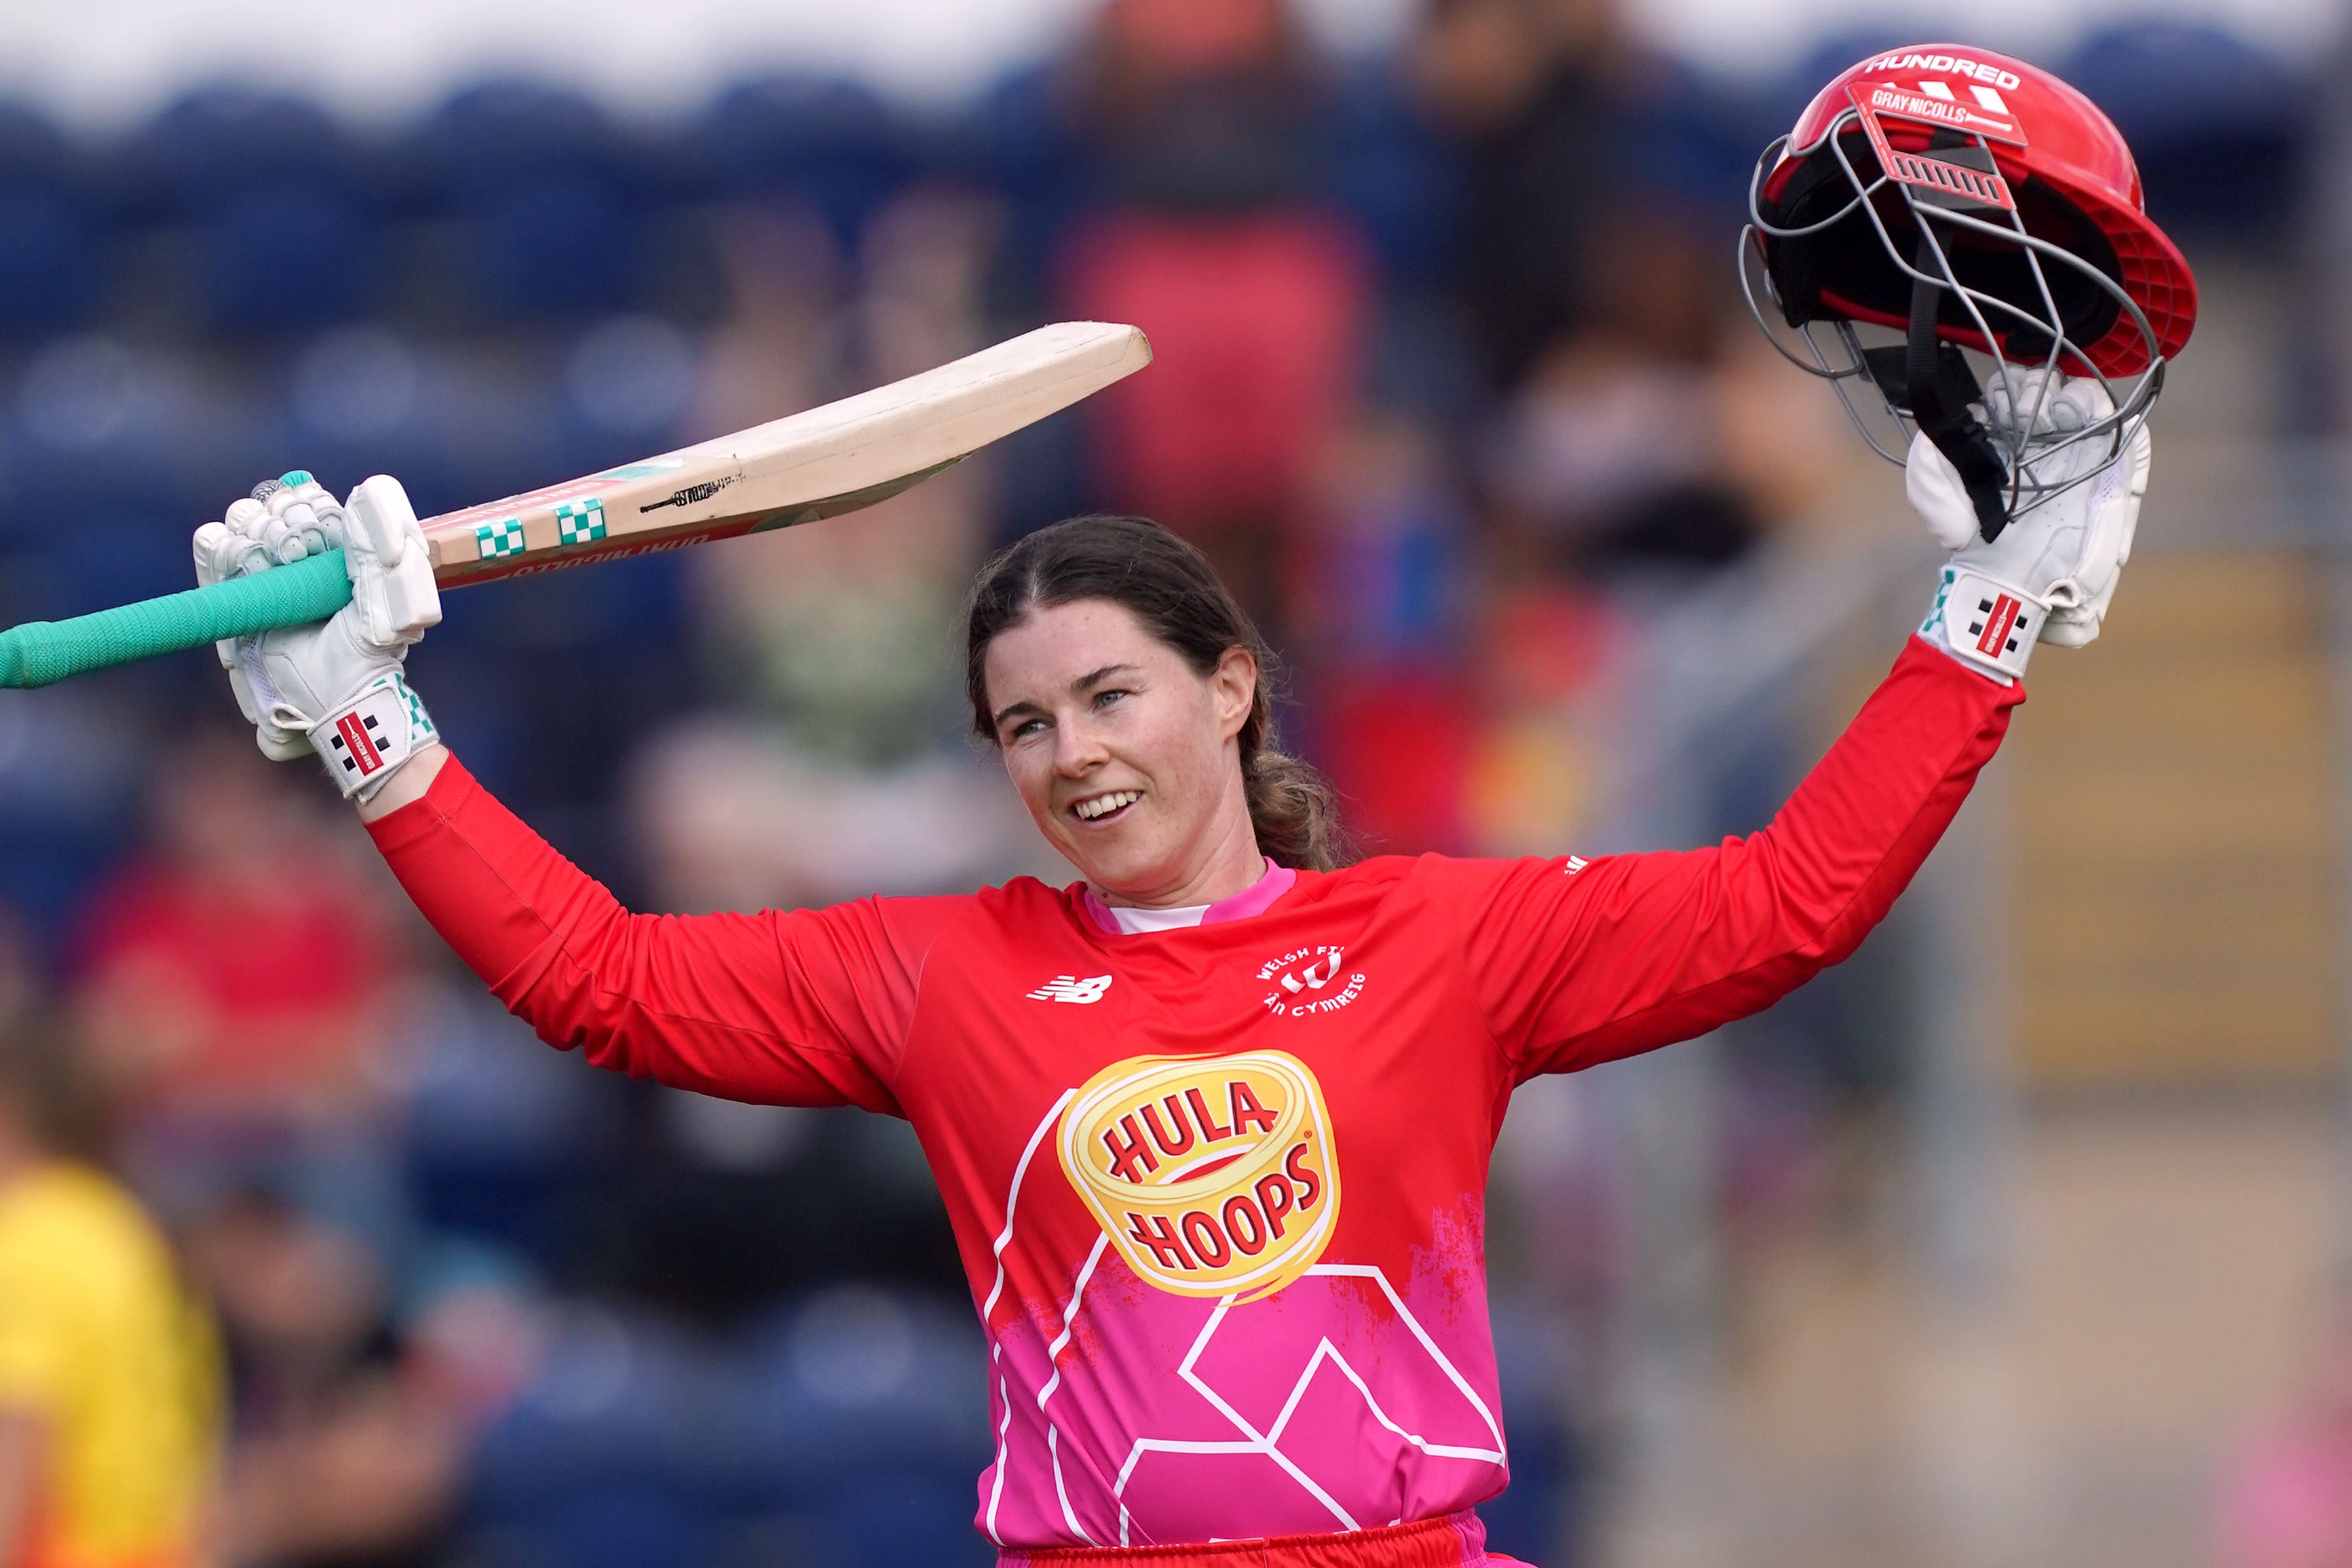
[{"xmin": 0, "ymin": 1, "xmax": 2337, "ymax": 1565}]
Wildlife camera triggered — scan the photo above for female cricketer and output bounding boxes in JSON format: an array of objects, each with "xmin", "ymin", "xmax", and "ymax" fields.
[
  {"xmin": 185, "ymin": 33, "xmax": 2190, "ymax": 1561},
  {"xmin": 192, "ymin": 357, "xmax": 2146, "ymax": 1567}
]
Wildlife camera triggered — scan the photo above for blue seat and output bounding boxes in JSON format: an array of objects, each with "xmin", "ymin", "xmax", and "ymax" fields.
[
  {"xmin": 0, "ymin": 694, "xmax": 144, "ymax": 955},
  {"xmin": 423, "ymin": 81, "xmax": 647, "ymax": 318},
  {"xmin": 531, "ymin": 1487, "xmax": 715, "ymax": 1568},
  {"xmin": 831, "ymin": 1474, "xmax": 993, "ymax": 1568},
  {"xmin": 1323, "ymin": 63, "xmax": 1458, "ymax": 290},
  {"xmin": 468, "ymin": 1312, "xmax": 700, "ymax": 1512},
  {"xmin": 197, "ymin": 183, "xmax": 380, "ymax": 329},
  {"xmin": 969, "ymin": 65, "xmax": 1084, "ymax": 290},
  {"xmin": 1480, "ymin": 1300, "xmax": 1584, "ymax": 1566},
  {"xmin": 2060, "ymin": 22, "xmax": 2309, "ymax": 235},
  {"xmin": 279, "ymin": 328, "xmax": 467, "ymax": 519},
  {"xmin": 2, "ymin": 335, "xmax": 188, "ymax": 547},
  {"xmin": 701, "ymin": 77, "xmax": 913, "ymax": 246},
  {"xmin": 0, "ymin": 190, "xmax": 99, "ymax": 334},
  {"xmin": 402, "ymin": 990, "xmax": 616, "ymax": 1268},
  {"xmin": 732, "ymin": 1289, "xmax": 993, "ymax": 1512},
  {"xmin": 46, "ymin": 510, "xmax": 192, "ymax": 617},
  {"xmin": 0, "ymin": 104, "xmax": 102, "ymax": 338},
  {"xmin": 555, "ymin": 315, "xmax": 696, "ymax": 476},
  {"xmin": 128, "ymin": 89, "xmax": 385, "ymax": 328}
]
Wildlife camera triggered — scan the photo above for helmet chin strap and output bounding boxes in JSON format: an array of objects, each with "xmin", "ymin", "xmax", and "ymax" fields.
[{"xmin": 1905, "ymin": 232, "xmax": 2015, "ymax": 543}]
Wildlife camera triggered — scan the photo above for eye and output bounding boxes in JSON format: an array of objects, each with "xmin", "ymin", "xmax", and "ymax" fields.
[
  {"xmin": 1093, "ymin": 688, "xmax": 1130, "ymax": 710},
  {"xmin": 1007, "ymin": 716, "xmax": 1048, "ymax": 742}
]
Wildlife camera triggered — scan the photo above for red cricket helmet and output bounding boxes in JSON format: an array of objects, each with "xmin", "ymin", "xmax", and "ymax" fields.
[{"xmin": 1742, "ymin": 43, "xmax": 2195, "ymax": 539}]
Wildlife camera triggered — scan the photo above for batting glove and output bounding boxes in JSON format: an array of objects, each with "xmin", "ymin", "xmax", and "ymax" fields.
[
  {"xmin": 1910, "ymin": 370, "xmax": 2152, "ymax": 683},
  {"xmin": 193, "ymin": 472, "xmax": 442, "ymax": 799}
]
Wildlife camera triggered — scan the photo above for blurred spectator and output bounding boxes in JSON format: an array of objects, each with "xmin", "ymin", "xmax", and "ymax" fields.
[
  {"xmin": 0, "ymin": 1016, "xmax": 220, "ymax": 1568},
  {"xmin": 1410, "ymin": 0, "xmax": 1637, "ymax": 392},
  {"xmin": 1052, "ymin": 0, "xmax": 1372, "ymax": 640},
  {"xmin": 71, "ymin": 735, "xmax": 400, "ymax": 1124},
  {"xmin": 1462, "ymin": 579, "xmax": 1623, "ymax": 857},
  {"xmin": 190, "ymin": 1191, "xmax": 475, "ymax": 1568},
  {"xmin": 639, "ymin": 182, "xmax": 1047, "ymax": 920},
  {"xmin": 687, "ymin": 191, "xmax": 996, "ymax": 770},
  {"xmin": 1064, "ymin": 0, "xmax": 1327, "ymax": 212},
  {"xmin": 67, "ymin": 732, "xmax": 415, "ymax": 1261},
  {"xmin": 1480, "ymin": 201, "xmax": 1762, "ymax": 573},
  {"xmin": 683, "ymin": 206, "xmax": 841, "ymax": 455},
  {"xmin": 1293, "ymin": 407, "xmax": 1479, "ymax": 854}
]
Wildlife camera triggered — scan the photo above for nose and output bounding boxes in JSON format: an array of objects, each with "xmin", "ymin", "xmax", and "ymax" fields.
[{"xmin": 1053, "ymin": 711, "xmax": 1109, "ymax": 777}]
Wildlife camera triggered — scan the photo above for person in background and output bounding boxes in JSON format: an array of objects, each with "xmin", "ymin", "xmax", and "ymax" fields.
[
  {"xmin": 0, "ymin": 1022, "xmax": 219, "ymax": 1568},
  {"xmin": 187, "ymin": 1191, "xmax": 463, "ymax": 1568},
  {"xmin": 1410, "ymin": 0, "xmax": 1640, "ymax": 393},
  {"xmin": 69, "ymin": 735, "xmax": 413, "ymax": 1267},
  {"xmin": 1055, "ymin": 0, "xmax": 1371, "ymax": 643}
]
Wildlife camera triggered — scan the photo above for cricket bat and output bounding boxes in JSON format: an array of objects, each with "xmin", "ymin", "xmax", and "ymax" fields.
[{"xmin": 0, "ymin": 321, "xmax": 1152, "ymax": 688}]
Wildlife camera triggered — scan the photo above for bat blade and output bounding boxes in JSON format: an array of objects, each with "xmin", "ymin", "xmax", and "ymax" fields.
[{"xmin": 425, "ymin": 320, "xmax": 1151, "ymax": 588}]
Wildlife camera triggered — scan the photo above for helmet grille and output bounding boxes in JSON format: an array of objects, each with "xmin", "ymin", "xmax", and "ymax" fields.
[{"xmin": 1762, "ymin": 129, "xmax": 2125, "ymax": 367}]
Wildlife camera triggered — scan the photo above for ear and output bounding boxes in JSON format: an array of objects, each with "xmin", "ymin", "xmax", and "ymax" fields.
[{"xmin": 1211, "ymin": 647, "xmax": 1257, "ymax": 743}]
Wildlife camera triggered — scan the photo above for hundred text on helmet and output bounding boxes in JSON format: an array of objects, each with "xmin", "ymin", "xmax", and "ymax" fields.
[{"xmin": 1859, "ymin": 52, "xmax": 2023, "ymax": 92}]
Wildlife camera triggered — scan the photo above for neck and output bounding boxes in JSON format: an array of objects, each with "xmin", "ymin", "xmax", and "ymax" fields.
[{"xmin": 1095, "ymin": 797, "xmax": 1268, "ymax": 910}]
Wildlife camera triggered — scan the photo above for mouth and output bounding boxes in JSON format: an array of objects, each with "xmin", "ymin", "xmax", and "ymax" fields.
[{"xmin": 1069, "ymin": 788, "xmax": 1143, "ymax": 826}]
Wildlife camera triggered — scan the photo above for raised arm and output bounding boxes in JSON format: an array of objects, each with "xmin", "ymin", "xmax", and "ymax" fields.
[
  {"xmin": 1458, "ymin": 370, "xmax": 2148, "ymax": 1079},
  {"xmin": 362, "ymin": 750, "xmax": 960, "ymax": 1113},
  {"xmin": 1449, "ymin": 634, "xmax": 2017, "ymax": 1079},
  {"xmin": 187, "ymin": 478, "xmax": 957, "ymax": 1113}
]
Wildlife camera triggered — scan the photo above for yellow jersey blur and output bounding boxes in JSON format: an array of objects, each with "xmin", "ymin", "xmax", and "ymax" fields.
[{"xmin": 0, "ymin": 1164, "xmax": 219, "ymax": 1568}]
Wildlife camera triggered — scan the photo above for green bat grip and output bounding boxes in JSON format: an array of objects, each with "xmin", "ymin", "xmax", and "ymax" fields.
[{"xmin": 0, "ymin": 550, "xmax": 355, "ymax": 689}]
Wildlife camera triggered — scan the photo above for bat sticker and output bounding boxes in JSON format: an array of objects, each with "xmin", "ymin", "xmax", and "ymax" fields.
[{"xmin": 638, "ymin": 476, "xmax": 736, "ymax": 514}]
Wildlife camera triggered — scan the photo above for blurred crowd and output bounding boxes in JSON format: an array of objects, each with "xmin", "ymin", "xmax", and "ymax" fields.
[{"xmin": 0, "ymin": 1, "xmax": 2319, "ymax": 1566}]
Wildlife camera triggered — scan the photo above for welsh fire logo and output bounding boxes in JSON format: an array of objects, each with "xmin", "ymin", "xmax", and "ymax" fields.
[{"xmin": 1057, "ymin": 1050, "xmax": 1340, "ymax": 1303}]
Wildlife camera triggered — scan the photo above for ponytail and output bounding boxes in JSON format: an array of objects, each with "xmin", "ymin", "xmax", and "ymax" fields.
[
  {"xmin": 965, "ymin": 516, "xmax": 1351, "ymax": 872},
  {"xmin": 1241, "ymin": 747, "xmax": 1346, "ymax": 873}
]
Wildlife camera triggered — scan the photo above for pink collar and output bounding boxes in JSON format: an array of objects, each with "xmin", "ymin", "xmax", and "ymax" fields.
[{"xmin": 1080, "ymin": 860, "xmax": 1296, "ymax": 936}]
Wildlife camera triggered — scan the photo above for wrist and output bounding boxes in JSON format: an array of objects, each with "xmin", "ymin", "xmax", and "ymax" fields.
[
  {"xmin": 355, "ymin": 742, "xmax": 450, "ymax": 821},
  {"xmin": 1920, "ymin": 564, "xmax": 2047, "ymax": 684}
]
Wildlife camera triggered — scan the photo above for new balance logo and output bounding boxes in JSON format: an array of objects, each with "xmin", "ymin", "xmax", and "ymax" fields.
[{"xmin": 1028, "ymin": 974, "xmax": 1114, "ymax": 1004}]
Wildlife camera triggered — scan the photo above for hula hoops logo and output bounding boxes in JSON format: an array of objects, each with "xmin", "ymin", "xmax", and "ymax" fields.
[{"xmin": 1057, "ymin": 1050, "xmax": 1340, "ymax": 1303}]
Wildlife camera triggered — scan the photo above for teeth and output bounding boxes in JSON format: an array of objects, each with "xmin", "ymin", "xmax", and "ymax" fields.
[{"xmin": 1074, "ymin": 790, "xmax": 1141, "ymax": 821}]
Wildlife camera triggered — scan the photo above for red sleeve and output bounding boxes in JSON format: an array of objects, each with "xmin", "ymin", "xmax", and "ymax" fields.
[
  {"xmin": 364, "ymin": 755, "xmax": 966, "ymax": 1115},
  {"xmin": 1437, "ymin": 637, "xmax": 2022, "ymax": 1080}
]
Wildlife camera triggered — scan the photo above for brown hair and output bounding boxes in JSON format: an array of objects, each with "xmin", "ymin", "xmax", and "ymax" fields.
[{"xmin": 965, "ymin": 516, "xmax": 1348, "ymax": 872}]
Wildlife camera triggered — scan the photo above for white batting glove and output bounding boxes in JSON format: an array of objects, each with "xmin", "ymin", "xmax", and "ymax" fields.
[
  {"xmin": 193, "ymin": 472, "xmax": 443, "ymax": 799},
  {"xmin": 1910, "ymin": 370, "xmax": 2152, "ymax": 683}
]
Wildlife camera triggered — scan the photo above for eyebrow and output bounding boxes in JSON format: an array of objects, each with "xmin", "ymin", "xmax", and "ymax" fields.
[{"xmin": 990, "ymin": 664, "xmax": 1142, "ymax": 731}]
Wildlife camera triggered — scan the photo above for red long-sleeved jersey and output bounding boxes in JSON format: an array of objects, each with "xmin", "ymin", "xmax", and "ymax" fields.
[{"xmin": 366, "ymin": 637, "xmax": 2016, "ymax": 1561}]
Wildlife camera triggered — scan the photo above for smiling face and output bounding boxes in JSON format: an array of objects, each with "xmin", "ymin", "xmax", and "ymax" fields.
[{"xmin": 983, "ymin": 598, "xmax": 1265, "ymax": 906}]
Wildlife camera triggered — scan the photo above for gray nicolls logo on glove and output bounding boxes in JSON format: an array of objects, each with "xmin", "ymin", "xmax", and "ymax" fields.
[
  {"xmin": 192, "ymin": 472, "xmax": 443, "ymax": 800},
  {"xmin": 1910, "ymin": 370, "xmax": 2152, "ymax": 683}
]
